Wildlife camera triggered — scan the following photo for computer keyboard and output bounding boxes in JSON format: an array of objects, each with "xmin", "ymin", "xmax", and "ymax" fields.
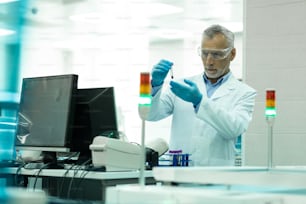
[{"xmin": 23, "ymin": 162, "xmax": 46, "ymax": 169}]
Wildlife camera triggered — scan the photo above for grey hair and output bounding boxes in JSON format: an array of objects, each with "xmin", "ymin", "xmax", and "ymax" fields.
[{"xmin": 202, "ymin": 24, "xmax": 235, "ymax": 48}]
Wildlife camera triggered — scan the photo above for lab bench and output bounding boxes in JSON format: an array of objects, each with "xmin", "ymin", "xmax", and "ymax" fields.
[
  {"xmin": 0, "ymin": 167, "xmax": 155, "ymax": 203},
  {"xmin": 106, "ymin": 166, "xmax": 306, "ymax": 204}
]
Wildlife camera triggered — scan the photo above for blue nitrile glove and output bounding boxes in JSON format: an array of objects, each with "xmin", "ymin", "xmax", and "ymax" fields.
[
  {"xmin": 170, "ymin": 79, "xmax": 203, "ymax": 106},
  {"xmin": 151, "ymin": 59, "xmax": 173, "ymax": 87}
]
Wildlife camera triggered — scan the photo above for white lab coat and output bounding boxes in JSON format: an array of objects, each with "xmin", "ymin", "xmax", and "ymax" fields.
[{"xmin": 146, "ymin": 73, "xmax": 256, "ymax": 166}]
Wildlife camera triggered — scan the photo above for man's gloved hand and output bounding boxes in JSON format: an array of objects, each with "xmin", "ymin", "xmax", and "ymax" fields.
[
  {"xmin": 151, "ymin": 59, "xmax": 173, "ymax": 87},
  {"xmin": 170, "ymin": 79, "xmax": 203, "ymax": 107}
]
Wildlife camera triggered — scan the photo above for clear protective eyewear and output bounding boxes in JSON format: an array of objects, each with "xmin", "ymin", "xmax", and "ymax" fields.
[{"xmin": 197, "ymin": 47, "xmax": 233, "ymax": 60}]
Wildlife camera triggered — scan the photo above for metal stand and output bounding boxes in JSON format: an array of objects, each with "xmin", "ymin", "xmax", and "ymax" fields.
[
  {"xmin": 139, "ymin": 119, "xmax": 146, "ymax": 186},
  {"xmin": 266, "ymin": 117, "xmax": 275, "ymax": 169}
]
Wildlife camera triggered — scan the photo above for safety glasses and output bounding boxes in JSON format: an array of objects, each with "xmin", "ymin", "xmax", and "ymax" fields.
[{"xmin": 197, "ymin": 47, "xmax": 232, "ymax": 60}]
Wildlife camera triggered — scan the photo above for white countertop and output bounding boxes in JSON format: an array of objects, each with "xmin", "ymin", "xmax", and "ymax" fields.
[{"xmin": 152, "ymin": 166, "xmax": 306, "ymax": 188}]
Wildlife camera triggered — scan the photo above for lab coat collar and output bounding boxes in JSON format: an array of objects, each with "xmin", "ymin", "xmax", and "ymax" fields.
[{"xmin": 210, "ymin": 74, "xmax": 237, "ymax": 100}]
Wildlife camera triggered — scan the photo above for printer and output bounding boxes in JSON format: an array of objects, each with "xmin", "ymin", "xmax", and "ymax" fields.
[{"xmin": 89, "ymin": 136, "xmax": 168, "ymax": 171}]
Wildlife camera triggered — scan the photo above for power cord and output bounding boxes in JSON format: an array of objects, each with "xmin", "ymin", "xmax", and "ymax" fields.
[
  {"xmin": 14, "ymin": 162, "xmax": 27, "ymax": 187},
  {"xmin": 66, "ymin": 159, "xmax": 92, "ymax": 199},
  {"xmin": 58, "ymin": 163, "xmax": 76, "ymax": 198},
  {"xmin": 33, "ymin": 162, "xmax": 51, "ymax": 191},
  {"xmin": 73, "ymin": 164, "xmax": 106, "ymax": 194}
]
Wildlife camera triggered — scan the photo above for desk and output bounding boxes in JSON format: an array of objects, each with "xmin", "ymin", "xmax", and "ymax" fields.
[{"xmin": 0, "ymin": 167, "xmax": 155, "ymax": 202}]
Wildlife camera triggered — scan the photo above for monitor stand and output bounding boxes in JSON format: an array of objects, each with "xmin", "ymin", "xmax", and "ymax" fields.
[
  {"xmin": 41, "ymin": 151, "xmax": 64, "ymax": 169},
  {"xmin": 23, "ymin": 151, "xmax": 64, "ymax": 170}
]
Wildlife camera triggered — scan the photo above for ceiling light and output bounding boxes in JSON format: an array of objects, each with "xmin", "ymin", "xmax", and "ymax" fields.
[
  {"xmin": 131, "ymin": 2, "xmax": 183, "ymax": 17},
  {"xmin": 69, "ymin": 2, "xmax": 183, "ymax": 24},
  {"xmin": 150, "ymin": 29, "xmax": 192, "ymax": 40}
]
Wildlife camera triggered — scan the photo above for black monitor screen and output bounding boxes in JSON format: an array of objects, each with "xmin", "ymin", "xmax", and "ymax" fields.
[
  {"xmin": 71, "ymin": 87, "xmax": 118, "ymax": 155},
  {"xmin": 15, "ymin": 74, "xmax": 78, "ymax": 152}
]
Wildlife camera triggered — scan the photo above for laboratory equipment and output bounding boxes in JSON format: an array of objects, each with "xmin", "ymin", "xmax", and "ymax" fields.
[
  {"xmin": 90, "ymin": 136, "xmax": 142, "ymax": 171},
  {"xmin": 138, "ymin": 72, "xmax": 151, "ymax": 186},
  {"xmin": 265, "ymin": 89, "xmax": 276, "ymax": 168},
  {"xmin": 159, "ymin": 150, "xmax": 190, "ymax": 166}
]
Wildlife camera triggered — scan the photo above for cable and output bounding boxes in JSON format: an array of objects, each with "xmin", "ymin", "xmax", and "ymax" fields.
[
  {"xmin": 74, "ymin": 164, "xmax": 106, "ymax": 192},
  {"xmin": 32, "ymin": 163, "xmax": 50, "ymax": 191},
  {"xmin": 58, "ymin": 163, "xmax": 76, "ymax": 197},
  {"xmin": 66, "ymin": 159, "xmax": 92, "ymax": 199},
  {"xmin": 74, "ymin": 163, "xmax": 104, "ymax": 192},
  {"xmin": 73, "ymin": 167, "xmax": 90, "ymax": 199},
  {"xmin": 66, "ymin": 163, "xmax": 83, "ymax": 199},
  {"xmin": 14, "ymin": 162, "xmax": 27, "ymax": 186}
]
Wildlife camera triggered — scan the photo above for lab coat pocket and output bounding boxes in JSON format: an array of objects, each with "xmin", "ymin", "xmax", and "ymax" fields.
[{"xmin": 190, "ymin": 121, "xmax": 214, "ymax": 156}]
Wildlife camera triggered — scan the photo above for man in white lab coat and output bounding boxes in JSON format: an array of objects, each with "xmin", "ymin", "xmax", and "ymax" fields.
[{"xmin": 146, "ymin": 24, "xmax": 256, "ymax": 166}]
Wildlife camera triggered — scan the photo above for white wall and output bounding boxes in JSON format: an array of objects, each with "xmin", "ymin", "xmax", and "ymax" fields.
[{"xmin": 244, "ymin": 0, "xmax": 306, "ymax": 166}]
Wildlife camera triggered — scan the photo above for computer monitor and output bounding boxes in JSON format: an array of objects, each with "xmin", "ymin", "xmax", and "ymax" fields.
[
  {"xmin": 15, "ymin": 74, "xmax": 118, "ymax": 168},
  {"xmin": 71, "ymin": 87, "xmax": 119, "ymax": 163}
]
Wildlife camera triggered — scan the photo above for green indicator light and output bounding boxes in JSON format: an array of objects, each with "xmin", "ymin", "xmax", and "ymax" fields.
[
  {"xmin": 139, "ymin": 94, "xmax": 152, "ymax": 106},
  {"xmin": 265, "ymin": 107, "xmax": 276, "ymax": 118}
]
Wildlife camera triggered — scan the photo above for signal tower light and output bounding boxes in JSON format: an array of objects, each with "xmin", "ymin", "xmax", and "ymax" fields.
[
  {"xmin": 138, "ymin": 72, "xmax": 152, "ymax": 186},
  {"xmin": 265, "ymin": 89, "xmax": 276, "ymax": 118},
  {"xmin": 265, "ymin": 89, "xmax": 276, "ymax": 169},
  {"xmin": 138, "ymin": 72, "xmax": 152, "ymax": 120}
]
